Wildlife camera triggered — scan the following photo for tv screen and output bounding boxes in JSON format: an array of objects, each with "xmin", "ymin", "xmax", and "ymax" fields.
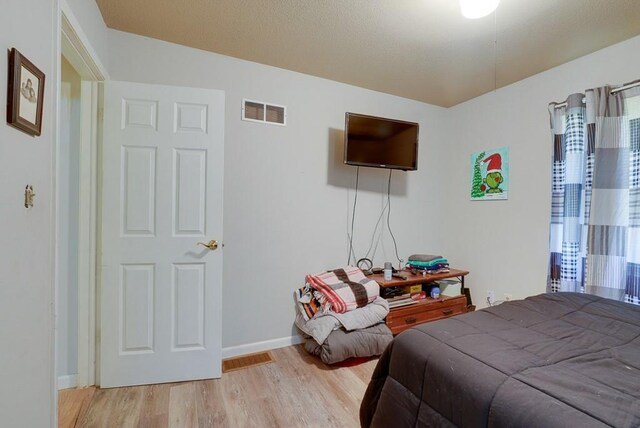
[{"xmin": 344, "ymin": 113, "xmax": 419, "ymax": 171}]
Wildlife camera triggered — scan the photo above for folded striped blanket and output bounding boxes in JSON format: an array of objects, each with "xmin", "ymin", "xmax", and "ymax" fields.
[
  {"xmin": 306, "ymin": 266, "xmax": 379, "ymax": 314},
  {"xmin": 295, "ymin": 284, "xmax": 321, "ymax": 321}
]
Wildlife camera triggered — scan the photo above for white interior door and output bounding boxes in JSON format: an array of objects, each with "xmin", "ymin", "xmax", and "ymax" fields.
[{"xmin": 100, "ymin": 81, "xmax": 224, "ymax": 388}]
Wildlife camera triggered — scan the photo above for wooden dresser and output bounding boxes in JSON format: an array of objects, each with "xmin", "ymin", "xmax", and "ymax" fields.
[
  {"xmin": 369, "ymin": 268, "xmax": 471, "ymax": 335},
  {"xmin": 385, "ymin": 295, "xmax": 468, "ymax": 335}
]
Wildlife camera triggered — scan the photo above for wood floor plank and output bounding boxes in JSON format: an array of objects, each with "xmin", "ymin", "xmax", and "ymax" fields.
[
  {"xmin": 60, "ymin": 344, "xmax": 379, "ymax": 428},
  {"xmin": 137, "ymin": 383, "xmax": 171, "ymax": 427},
  {"xmin": 168, "ymin": 383, "xmax": 198, "ymax": 428},
  {"xmin": 78, "ymin": 388, "xmax": 118, "ymax": 428},
  {"xmin": 218, "ymin": 367, "xmax": 275, "ymax": 427},
  {"xmin": 75, "ymin": 387, "xmax": 97, "ymax": 427},
  {"xmin": 58, "ymin": 387, "xmax": 96, "ymax": 428},
  {"xmin": 285, "ymin": 347, "xmax": 364, "ymax": 426},
  {"xmin": 80, "ymin": 385, "xmax": 145, "ymax": 427},
  {"xmin": 195, "ymin": 379, "xmax": 227, "ymax": 427},
  {"xmin": 351, "ymin": 359, "xmax": 379, "ymax": 384},
  {"xmin": 269, "ymin": 346, "xmax": 363, "ymax": 427}
]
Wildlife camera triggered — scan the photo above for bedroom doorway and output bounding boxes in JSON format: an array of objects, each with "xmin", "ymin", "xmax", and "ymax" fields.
[
  {"xmin": 57, "ymin": 54, "xmax": 83, "ymax": 390},
  {"xmin": 56, "ymin": 9, "xmax": 106, "ymax": 392},
  {"xmin": 57, "ymin": 5, "xmax": 225, "ymax": 394}
]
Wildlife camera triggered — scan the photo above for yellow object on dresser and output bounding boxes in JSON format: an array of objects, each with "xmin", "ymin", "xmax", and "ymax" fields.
[{"xmin": 401, "ymin": 284, "xmax": 423, "ymax": 294}]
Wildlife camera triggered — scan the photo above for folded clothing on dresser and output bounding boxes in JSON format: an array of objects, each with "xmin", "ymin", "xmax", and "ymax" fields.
[{"xmin": 406, "ymin": 254, "xmax": 450, "ymax": 274}]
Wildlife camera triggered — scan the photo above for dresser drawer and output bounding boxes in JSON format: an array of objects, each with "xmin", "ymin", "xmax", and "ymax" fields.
[{"xmin": 386, "ymin": 295, "xmax": 467, "ymax": 335}]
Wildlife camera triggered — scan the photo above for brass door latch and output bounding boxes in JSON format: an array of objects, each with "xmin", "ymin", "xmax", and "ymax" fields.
[
  {"xmin": 197, "ymin": 240, "xmax": 219, "ymax": 251},
  {"xmin": 24, "ymin": 185, "xmax": 35, "ymax": 208}
]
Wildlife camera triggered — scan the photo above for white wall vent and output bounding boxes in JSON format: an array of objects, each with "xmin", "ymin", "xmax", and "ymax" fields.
[{"xmin": 242, "ymin": 99, "xmax": 286, "ymax": 126}]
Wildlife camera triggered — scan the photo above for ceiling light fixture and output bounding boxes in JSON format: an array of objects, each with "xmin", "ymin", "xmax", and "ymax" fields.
[{"xmin": 460, "ymin": 0, "xmax": 500, "ymax": 19}]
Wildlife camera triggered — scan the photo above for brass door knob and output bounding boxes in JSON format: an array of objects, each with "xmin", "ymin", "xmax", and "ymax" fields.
[{"xmin": 197, "ymin": 240, "xmax": 219, "ymax": 251}]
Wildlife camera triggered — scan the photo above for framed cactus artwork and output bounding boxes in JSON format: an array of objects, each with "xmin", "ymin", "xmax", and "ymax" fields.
[{"xmin": 470, "ymin": 147, "xmax": 509, "ymax": 201}]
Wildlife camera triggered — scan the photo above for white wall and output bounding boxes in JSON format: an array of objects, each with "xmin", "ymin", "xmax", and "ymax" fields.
[
  {"xmin": 106, "ymin": 23, "xmax": 640, "ymax": 353},
  {"xmin": 444, "ymin": 34, "xmax": 640, "ymax": 308},
  {"xmin": 57, "ymin": 57, "xmax": 81, "ymax": 383},
  {"xmin": 0, "ymin": 0, "xmax": 57, "ymax": 425},
  {"xmin": 106, "ymin": 30, "xmax": 450, "ymax": 349}
]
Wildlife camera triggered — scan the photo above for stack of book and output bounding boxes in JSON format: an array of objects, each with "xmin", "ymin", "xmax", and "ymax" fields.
[
  {"xmin": 386, "ymin": 293, "xmax": 417, "ymax": 309},
  {"xmin": 385, "ymin": 291, "xmax": 428, "ymax": 308}
]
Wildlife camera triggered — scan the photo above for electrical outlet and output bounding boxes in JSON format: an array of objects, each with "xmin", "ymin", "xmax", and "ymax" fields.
[
  {"xmin": 504, "ymin": 293, "xmax": 512, "ymax": 301},
  {"xmin": 487, "ymin": 290, "xmax": 495, "ymax": 305}
]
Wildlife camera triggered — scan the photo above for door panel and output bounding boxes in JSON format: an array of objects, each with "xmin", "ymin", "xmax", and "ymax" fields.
[
  {"xmin": 121, "ymin": 146, "xmax": 156, "ymax": 236},
  {"xmin": 120, "ymin": 264, "xmax": 155, "ymax": 354},
  {"xmin": 172, "ymin": 263, "xmax": 205, "ymax": 350},
  {"xmin": 173, "ymin": 149, "xmax": 207, "ymax": 236},
  {"xmin": 101, "ymin": 81, "xmax": 224, "ymax": 388}
]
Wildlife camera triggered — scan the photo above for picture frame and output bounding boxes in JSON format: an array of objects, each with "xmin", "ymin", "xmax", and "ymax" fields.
[
  {"xmin": 7, "ymin": 48, "xmax": 45, "ymax": 136},
  {"xmin": 470, "ymin": 147, "xmax": 509, "ymax": 201}
]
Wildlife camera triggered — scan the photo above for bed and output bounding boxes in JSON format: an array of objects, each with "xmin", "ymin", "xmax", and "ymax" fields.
[{"xmin": 360, "ymin": 293, "xmax": 640, "ymax": 427}]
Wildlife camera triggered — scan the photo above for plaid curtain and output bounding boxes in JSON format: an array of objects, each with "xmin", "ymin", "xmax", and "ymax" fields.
[{"xmin": 548, "ymin": 84, "xmax": 640, "ymax": 303}]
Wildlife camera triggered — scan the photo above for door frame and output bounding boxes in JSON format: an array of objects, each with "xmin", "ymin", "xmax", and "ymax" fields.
[{"xmin": 56, "ymin": 0, "xmax": 107, "ymax": 389}]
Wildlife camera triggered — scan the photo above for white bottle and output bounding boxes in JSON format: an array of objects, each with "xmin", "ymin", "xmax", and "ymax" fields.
[{"xmin": 384, "ymin": 262, "xmax": 393, "ymax": 281}]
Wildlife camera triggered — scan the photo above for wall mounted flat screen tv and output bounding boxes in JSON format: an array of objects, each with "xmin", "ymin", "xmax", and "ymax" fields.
[{"xmin": 344, "ymin": 113, "xmax": 419, "ymax": 171}]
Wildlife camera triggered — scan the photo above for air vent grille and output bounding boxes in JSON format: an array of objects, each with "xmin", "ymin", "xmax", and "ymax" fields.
[
  {"xmin": 242, "ymin": 99, "xmax": 286, "ymax": 126},
  {"xmin": 222, "ymin": 351, "xmax": 274, "ymax": 372},
  {"xmin": 244, "ymin": 101, "xmax": 264, "ymax": 121}
]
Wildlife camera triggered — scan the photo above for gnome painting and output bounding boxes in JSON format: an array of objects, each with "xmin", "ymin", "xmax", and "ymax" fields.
[{"xmin": 470, "ymin": 147, "xmax": 509, "ymax": 201}]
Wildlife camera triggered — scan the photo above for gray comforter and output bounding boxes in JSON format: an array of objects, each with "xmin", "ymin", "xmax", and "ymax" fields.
[
  {"xmin": 305, "ymin": 322, "xmax": 392, "ymax": 365},
  {"xmin": 360, "ymin": 293, "xmax": 640, "ymax": 427}
]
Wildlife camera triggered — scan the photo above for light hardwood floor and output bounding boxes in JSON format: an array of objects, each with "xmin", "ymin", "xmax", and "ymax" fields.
[{"xmin": 59, "ymin": 345, "xmax": 378, "ymax": 428}]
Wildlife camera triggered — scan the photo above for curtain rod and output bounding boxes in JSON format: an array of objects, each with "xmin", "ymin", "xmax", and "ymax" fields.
[
  {"xmin": 553, "ymin": 80, "xmax": 640, "ymax": 109},
  {"xmin": 611, "ymin": 80, "xmax": 640, "ymax": 94}
]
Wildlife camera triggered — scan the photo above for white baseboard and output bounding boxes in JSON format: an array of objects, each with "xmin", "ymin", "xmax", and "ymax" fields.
[
  {"xmin": 58, "ymin": 374, "xmax": 78, "ymax": 390},
  {"xmin": 222, "ymin": 335, "xmax": 305, "ymax": 359}
]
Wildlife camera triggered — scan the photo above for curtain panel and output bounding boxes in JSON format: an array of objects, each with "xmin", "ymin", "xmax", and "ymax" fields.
[{"xmin": 548, "ymin": 83, "xmax": 640, "ymax": 304}]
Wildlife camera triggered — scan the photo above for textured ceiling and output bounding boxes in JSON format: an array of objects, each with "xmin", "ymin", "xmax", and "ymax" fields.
[{"xmin": 96, "ymin": 0, "xmax": 640, "ymax": 107}]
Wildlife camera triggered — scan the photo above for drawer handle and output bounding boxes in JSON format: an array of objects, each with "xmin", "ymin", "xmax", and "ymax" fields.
[
  {"xmin": 442, "ymin": 309, "xmax": 454, "ymax": 316},
  {"xmin": 405, "ymin": 317, "xmax": 417, "ymax": 324}
]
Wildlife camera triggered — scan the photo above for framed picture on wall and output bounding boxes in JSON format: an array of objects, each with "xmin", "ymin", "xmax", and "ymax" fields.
[
  {"xmin": 7, "ymin": 48, "xmax": 45, "ymax": 136},
  {"xmin": 470, "ymin": 147, "xmax": 509, "ymax": 201}
]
